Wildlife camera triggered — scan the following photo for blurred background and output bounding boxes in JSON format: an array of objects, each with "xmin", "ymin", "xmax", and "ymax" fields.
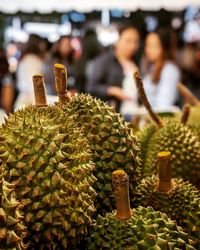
[{"xmin": 0, "ymin": 0, "xmax": 200, "ymax": 123}]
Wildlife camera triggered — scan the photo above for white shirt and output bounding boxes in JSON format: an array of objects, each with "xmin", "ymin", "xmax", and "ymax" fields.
[
  {"xmin": 143, "ymin": 63, "xmax": 180, "ymax": 108},
  {"xmin": 15, "ymin": 54, "xmax": 43, "ymax": 109},
  {"xmin": 120, "ymin": 69, "xmax": 138, "ymax": 115}
]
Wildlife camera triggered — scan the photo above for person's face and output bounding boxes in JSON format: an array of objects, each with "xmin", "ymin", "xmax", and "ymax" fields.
[
  {"xmin": 58, "ymin": 38, "xmax": 71, "ymax": 58},
  {"xmin": 145, "ymin": 33, "xmax": 163, "ymax": 62},
  {"xmin": 116, "ymin": 28, "xmax": 140, "ymax": 59}
]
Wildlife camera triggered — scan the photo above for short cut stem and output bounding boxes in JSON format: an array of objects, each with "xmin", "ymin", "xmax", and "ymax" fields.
[
  {"xmin": 33, "ymin": 74, "xmax": 47, "ymax": 107},
  {"xmin": 54, "ymin": 63, "xmax": 69, "ymax": 104},
  {"xmin": 157, "ymin": 151, "xmax": 172, "ymax": 193},
  {"xmin": 133, "ymin": 70, "xmax": 163, "ymax": 128},
  {"xmin": 112, "ymin": 170, "xmax": 132, "ymax": 220}
]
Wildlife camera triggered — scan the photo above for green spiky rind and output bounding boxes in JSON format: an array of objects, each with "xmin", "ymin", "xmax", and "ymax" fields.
[
  {"xmin": 186, "ymin": 107, "xmax": 200, "ymax": 140},
  {"xmin": 137, "ymin": 123, "xmax": 157, "ymax": 177},
  {"xmin": 0, "ymin": 105, "xmax": 97, "ymax": 249},
  {"xmin": 86, "ymin": 206, "xmax": 195, "ymax": 249},
  {"xmin": 133, "ymin": 176, "xmax": 200, "ymax": 245},
  {"xmin": 60, "ymin": 94, "xmax": 141, "ymax": 214},
  {"xmin": 0, "ymin": 167, "xmax": 27, "ymax": 250},
  {"xmin": 143, "ymin": 119, "xmax": 200, "ymax": 185}
]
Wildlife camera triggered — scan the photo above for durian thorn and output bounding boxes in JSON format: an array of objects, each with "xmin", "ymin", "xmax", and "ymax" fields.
[
  {"xmin": 54, "ymin": 63, "xmax": 70, "ymax": 104},
  {"xmin": 133, "ymin": 70, "xmax": 163, "ymax": 128},
  {"xmin": 180, "ymin": 103, "xmax": 190, "ymax": 124},
  {"xmin": 33, "ymin": 74, "xmax": 48, "ymax": 107},
  {"xmin": 157, "ymin": 151, "xmax": 172, "ymax": 193},
  {"xmin": 112, "ymin": 170, "xmax": 132, "ymax": 220},
  {"xmin": 177, "ymin": 82, "xmax": 200, "ymax": 106}
]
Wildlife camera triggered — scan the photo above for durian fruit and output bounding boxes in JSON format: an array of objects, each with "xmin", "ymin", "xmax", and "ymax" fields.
[
  {"xmin": 187, "ymin": 106, "xmax": 200, "ymax": 139},
  {"xmin": 0, "ymin": 165, "xmax": 27, "ymax": 250},
  {"xmin": 0, "ymin": 74, "xmax": 97, "ymax": 249},
  {"xmin": 134, "ymin": 70, "xmax": 200, "ymax": 185},
  {"xmin": 136, "ymin": 123, "xmax": 157, "ymax": 176},
  {"xmin": 85, "ymin": 170, "xmax": 195, "ymax": 249},
  {"xmin": 133, "ymin": 151, "xmax": 200, "ymax": 247},
  {"xmin": 177, "ymin": 83, "xmax": 200, "ymax": 139},
  {"xmin": 53, "ymin": 64, "xmax": 141, "ymax": 214}
]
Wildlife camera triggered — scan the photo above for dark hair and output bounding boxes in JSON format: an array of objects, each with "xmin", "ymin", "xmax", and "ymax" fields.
[
  {"xmin": 21, "ymin": 34, "xmax": 42, "ymax": 58},
  {"xmin": 0, "ymin": 49, "xmax": 9, "ymax": 76},
  {"xmin": 81, "ymin": 29, "xmax": 101, "ymax": 60},
  {"xmin": 118, "ymin": 25, "xmax": 141, "ymax": 64},
  {"xmin": 119, "ymin": 25, "xmax": 140, "ymax": 37},
  {"xmin": 149, "ymin": 28, "xmax": 177, "ymax": 82},
  {"xmin": 52, "ymin": 36, "xmax": 74, "ymax": 64},
  {"xmin": 75, "ymin": 29, "xmax": 102, "ymax": 92}
]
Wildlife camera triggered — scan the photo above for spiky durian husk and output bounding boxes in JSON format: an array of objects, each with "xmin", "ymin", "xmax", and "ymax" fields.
[
  {"xmin": 139, "ymin": 119, "xmax": 200, "ymax": 185},
  {"xmin": 186, "ymin": 107, "xmax": 200, "ymax": 140},
  {"xmin": 60, "ymin": 94, "xmax": 141, "ymax": 214},
  {"xmin": 133, "ymin": 176, "xmax": 200, "ymax": 246},
  {"xmin": 85, "ymin": 206, "xmax": 195, "ymax": 249},
  {"xmin": 137, "ymin": 123, "xmax": 156, "ymax": 177},
  {"xmin": 0, "ymin": 166, "xmax": 27, "ymax": 250},
  {"xmin": 0, "ymin": 105, "xmax": 97, "ymax": 249}
]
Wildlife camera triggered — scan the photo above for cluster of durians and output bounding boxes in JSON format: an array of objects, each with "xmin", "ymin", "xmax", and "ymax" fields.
[{"xmin": 0, "ymin": 64, "xmax": 199, "ymax": 249}]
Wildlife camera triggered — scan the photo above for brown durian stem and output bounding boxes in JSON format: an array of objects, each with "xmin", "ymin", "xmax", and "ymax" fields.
[
  {"xmin": 112, "ymin": 170, "xmax": 132, "ymax": 220},
  {"xmin": 54, "ymin": 63, "xmax": 70, "ymax": 104},
  {"xmin": 177, "ymin": 83, "xmax": 200, "ymax": 106},
  {"xmin": 33, "ymin": 74, "xmax": 47, "ymax": 107},
  {"xmin": 180, "ymin": 103, "xmax": 190, "ymax": 124},
  {"xmin": 133, "ymin": 70, "xmax": 163, "ymax": 128},
  {"xmin": 157, "ymin": 151, "xmax": 172, "ymax": 192}
]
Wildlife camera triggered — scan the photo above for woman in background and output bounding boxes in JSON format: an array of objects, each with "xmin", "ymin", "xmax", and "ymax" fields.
[
  {"xmin": 15, "ymin": 34, "xmax": 44, "ymax": 109},
  {"xmin": 142, "ymin": 28, "xmax": 180, "ymax": 108},
  {"xmin": 87, "ymin": 26, "xmax": 140, "ymax": 119},
  {"xmin": 43, "ymin": 36, "xmax": 75, "ymax": 95}
]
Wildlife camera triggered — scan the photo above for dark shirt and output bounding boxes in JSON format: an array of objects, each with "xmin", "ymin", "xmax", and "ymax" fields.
[
  {"xmin": 86, "ymin": 50, "xmax": 124, "ymax": 111},
  {"xmin": 43, "ymin": 57, "xmax": 75, "ymax": 95}
]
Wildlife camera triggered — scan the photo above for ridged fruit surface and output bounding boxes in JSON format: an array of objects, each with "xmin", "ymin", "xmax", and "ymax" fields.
[
  {"xmin": 133, "ymin": 176, "xmax": 200, "ymax": 246},
  {"xmin": 86, "ymin": 206, "xmax": 195, "ymax": 249},
  {"xmin": 0, "ymin": 105, "xmax": 97, "ymax": 249},
  {"xmin": 61, "ymin": 94, "xmax": 141, "ymax": 214},
  {"xmin": 138, "ymin": 119, "xmax": 200, "ymax": 185}
]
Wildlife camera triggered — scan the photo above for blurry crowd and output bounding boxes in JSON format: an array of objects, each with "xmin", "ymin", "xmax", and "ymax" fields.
[{"xmin": 0, "ymin": 26, "xmax": 200, "ymax": 121}]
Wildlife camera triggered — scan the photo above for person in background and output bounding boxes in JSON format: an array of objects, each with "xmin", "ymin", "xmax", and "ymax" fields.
[
  {"xmin": 181, "ymin": 42, "xmax": 200, "ymax": 99},
  {"xmin": 43, "ymin": 36, "xmax": 75, "ymax": 95},
  {"xmin": 141, "ymin": 28, "xmax": 180, "ymax": 108},
  {"xmin": 75, "ymin": 29, "xmax": 102, "ymax": 93},
  {"xmin": 86, "ymin": 26, "xmax": 140, "ymax": 118},
  {"xmin": 0, "ymin": 49, "xmax": 13, "ymax": 114},
  {"xmin": 15, "ymin": 34, "xmax": 44, "ymax": 109}
]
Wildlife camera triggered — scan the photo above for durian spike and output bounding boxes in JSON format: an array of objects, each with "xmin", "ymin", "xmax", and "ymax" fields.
[
  {"xmin": 157, "ymin": 151, "xmax": 172, "ymax": 193},
  {"xmin": 33, "ymin": 74, "xmax": 47, "ymax": 107},
  {"xmin": 54, "ymin": 63, "xmax": 70, "ymax": 104},
  {"xmin": 112, "ymin": 170, "xmax": 132, "ymax": 220},
  {"xmin": 180, "ymin": 103, "xmax": 190, "ymax": 124},
  {"xmin": 177, "ymin": 82, "xmax": 200, "ymax": 106},
  {"xmin": 133, "ymin": 70, "xmax": 163, "ymax": 128}
]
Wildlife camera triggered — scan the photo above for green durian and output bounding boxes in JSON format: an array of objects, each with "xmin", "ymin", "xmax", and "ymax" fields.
[
  {"xmin": 0, "ymin": 166, "xmax": 27, "ymax": 250},
  {"xmin": 0, "ymin": 75, "xmax": 97, "ymax": 249},
  {"xmin": 134, "ymin": 70, "xmax": 200, "ymax": 186},
  {"xmin": 133, "ymin": 151, "xmax": 200, "ymax": 247},
  {"xmin": 85, "ymin": 170, "xmax": 195, "ymax": 250},
  {"xmin": 187, "ymin": 106, "xmax": 200, "ymax": 139},
  {"xmin": 54, "ymin": 64, "xmax": 141, "ymax": 214}
]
